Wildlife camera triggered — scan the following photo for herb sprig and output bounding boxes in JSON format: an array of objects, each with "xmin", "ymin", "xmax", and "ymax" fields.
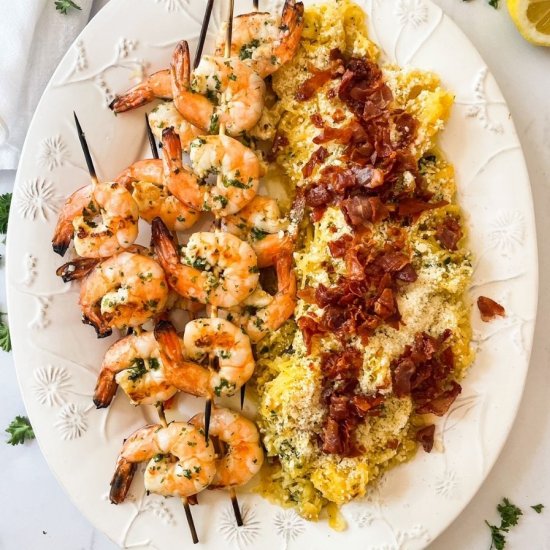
[
  {"xmin": 0, "ymin": 193, "xmax": 12, "ymax": 234},
  {"xmin": 485, "ymin": 498, "xmax": 523, "ymax": 550},
  {"xmin": 55, "ymin": 0, "xmax": 82, "ymax": 14},
  {"xmin": 0, "ymin": 313, "xmax": 11, "ymax": 352},
  {"xmin": 5, "ymin": 416, "xmax": 35, "ymax": 445}
]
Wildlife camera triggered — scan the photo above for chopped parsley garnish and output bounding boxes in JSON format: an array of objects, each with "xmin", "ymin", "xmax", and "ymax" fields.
[
  {"xmin": 485, "ymin": 498, "xmax": 523, "ymax": 550},
  {"xmin": 209, "ymin": 114, "xmax": 220, "ymax": 134},
  {"xmin": 239, "ymin": 39, "xmax": 260, "ymax": 60},
  {"xmin": 251, "ymin": 227, "xmax": 268, "ymax": 241},
  {"xmin": 55, "ymin": 0, "xmax": 81, "ymax": 14},
  {"xmin": 213, "ymin": 378, "xmax": 234, "ymax": 397},
  {"xmin": 6, "ymin": 416, "xmax": 35, "ymax": 445},
  {"xmin": 191, "ymin": 257, "xmax": 208, "ymax": 270},
  {"xmin": 128, "ymin": 358, "xmax": 147, "ymax": 381},
  {"xmin": 0, "ymin": 193, "xmax": 12, "ymax": 234},
  {"xmin": 531, "ymin": 504, "xmax": 544, "ymax": 514},
  {"xmin": 0, "ymin": 313, "xmax": 11, "ymax": 352}
]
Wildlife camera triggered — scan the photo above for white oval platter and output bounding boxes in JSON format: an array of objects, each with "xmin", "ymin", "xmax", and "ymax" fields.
[{"xmin": 6, "ymin": 0, "xmax": 538, "ymax": 548}]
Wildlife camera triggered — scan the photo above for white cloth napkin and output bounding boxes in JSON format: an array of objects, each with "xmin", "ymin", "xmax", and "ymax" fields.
[{"xmin": 0, "ymin": 0, "xmax": 93, "ymax": 170}]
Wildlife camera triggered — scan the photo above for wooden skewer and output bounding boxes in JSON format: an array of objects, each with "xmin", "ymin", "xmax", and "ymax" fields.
[
  {"xmin": 216, "ymin": 0, "xmax": 244, "ymax": 528},
  {"xmin": 253, "ymin": 0, "xmax": 259, "ymax": 10},
  {"xmin": 155, "ymin": 401, "xmax": 199, "ymax": 544},
  {"xmin": 230, "ymin": 486, "xmax": 244, "ymax": 526},
  {"xmin": 145, "ymin": 113, "xmax": 159, "ymax": 159},
  {"xmin": 194, "ymin": 0, "xmax": 215, "ymax": 69},
  {"xmin": 73, "ymin": 112, "xmax": 98, "ymax": 185}
]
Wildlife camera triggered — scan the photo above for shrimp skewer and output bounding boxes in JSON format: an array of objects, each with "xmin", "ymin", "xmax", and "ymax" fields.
[
  {"xmin": 151, "ymin": 218, "xmax": 259, "ymax": 309},
  {"xmin": 216, "ymin": 0, "xmax": 305, "ymax": 78},
  {"xmin": 52, "ymin": 114, "xmax": 140, "ymax": 258},
  {"xmin": 220, "ymin": 241, "xmax": 297, "ymax": 343},
  {"xmin": 221, "ymin": 195, "xmax": 290, "ymax": 268},
  {"xmin": 57, "ymin": 252, "xmax": 169, "ymax": 337},
  {"xmin": 189, "ymin": 407, "xmax": 264, "ymax": 520},
  {"xmin": 153, "ymin": 319, "xmax": 255, "ymax": 400},
  {"xmin": 110, "ymin": 421, "xmax": 215, "ymax": 544},
  {"xmin": 109, "ymin": 0, "xmax": 303, "ymax": 114}
]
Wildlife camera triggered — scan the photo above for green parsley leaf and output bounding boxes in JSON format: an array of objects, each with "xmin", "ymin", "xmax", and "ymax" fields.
[
  {"xmin": 485, "ymin": 522, "xmax": 506, "ymax": 550},
  {"xmin": 488, "ymin": 0, "xmax": 500, "ymax": 8},
  {"xmin": 0, "ymin": 193, "xmax": 12, "ymax": 234},
  {"xmin": 6, "ymin": 416, "xmax": 35, "ymax": 445},
  {"xmin": 0, "ymin": 313, "xmax": 11, "ymax": 352},
  {"xmin": 54, "ymin": 0, "xmax": 82, "ymax": 15},
  {"xmin": 498, "ymin": 498, "xmax": 523, "ymax": 531},
  {"xmin": 531, "ymin": 504, "xmax": 544, "ymax": 514},
  {"xmin": 486, "ymin": 498, "xmax": 523, "ymax": 550}
]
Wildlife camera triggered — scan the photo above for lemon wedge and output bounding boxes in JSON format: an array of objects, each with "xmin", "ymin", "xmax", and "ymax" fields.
[{"xmin": 507, "ymin": 0, "xmax": 550, "ymax": 46}]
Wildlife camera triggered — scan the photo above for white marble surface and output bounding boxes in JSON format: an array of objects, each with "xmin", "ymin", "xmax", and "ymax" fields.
[{"xmin": 0, "ymin": 0, "xmax": 549, "ymax": 548}]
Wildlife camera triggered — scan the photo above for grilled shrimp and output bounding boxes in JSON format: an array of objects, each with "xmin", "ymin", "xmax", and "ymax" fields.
[
  {"xmin": 52, "ymin": 185, "xmax": 93, "ymax": 256},
  {"xmin": 189, "ymin": 407, "xmax": 264, "ymax": 487},
  {"xmin": 58, "ymin": 252, "xmax": 168, "ymax": 337},
  {"xmin": 216, "ymin": 0, "xmax": 305, "ymax": 78},
  {"xmin": 116, "ymin": 155, "xmax": 200, "ymax": 232},
  {"xmin": 189, "ymin": 134, "xmax": 262, "ymax": 216},
  {"xmin": 154, "ymin": 319, "xmax": 255, "ymax": 398},
  {"xmin": 221, "ymin": 196, "xmax": 289, "ymax": 267},
  {"xmin": 94, "ymin": 331, "xmax": 178, "ymax": 407},
  {"xmin": 109, "ymin": 69, "xmax": 172, "ymax": 113},
  {"xmin": 160, "ymin": 127, "xmax": 205, "ymax": 213},
  {"xmin": 171, "ymin": 41, "xmax": 265, "ymax": 137},
  {"xmin": 110, "ymin": 422, "xmax": 216, "ymax": 504},
  {"xmin": 148, "ymin": 101, "xmax": 204, "ymax": 153},
  {"xmin": 152, "ymin": 218, "xmax": 259, "ymax": 309},
  {"xmin": 220, "ymin": 245, "xmax": 296, "ymax": 343},
  {"xmin": 53, "ymin": 181, "xmax": 139, "ymax": 258}
]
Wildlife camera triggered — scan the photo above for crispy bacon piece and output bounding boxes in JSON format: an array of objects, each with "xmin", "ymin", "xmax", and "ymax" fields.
[
  {"xmin": 477, "ymin": 296, "xmax": 506, "ymax": 322},
  {"xmin": 328, "ymin": 235, "xmax": 353, "ymax": 258},
  {"xmin": 302, "ymin": 146, "xmax": 329, "ymax": 178},
  {"xmin": 436, "ymin": 216, "xmax": 463, "ymax": 251},
  {"xmin": 341, "ymin": 196, "xmax": 389, "ymax": 227},
  {"xmin": 416, "ymin": 424, "xmax": 436, "ymax": 453},
  {"xmin": 415, "ymin": 382, "xmax": 462, "ymax": 416},
  {"xmin": 398, "ymin": 198, "xmax": 448, "ymax": 218},
  {"xmin": 392, "ymin": 111, "xmax": 419, "ymax": 148},
  {"xmin": 392, "ymin": 357, "xmax": 416, "ymax": 398},
  {"xmin": 319, "ymin": 348, "xmax": 385, "ymax": 456},
  {"xmin": 390, "ymin": 331, "xmax": 461, "ymax": 417},
  {"xmin": 297, "ymin": 315, "xmax": 324, "ymax": 353},
  {"xmin": 304, "ymin": 183, "xmax": 333, "ymax": 208},
  {"xmin": 310, "ymin": 113, "xmax": 324, "ymax": 128},
  {"xmin": 268, "ymin": 132, "xmax": 289, "ymax": 162},
  {"xmin": 295, "ymin": 69, "xmax": 333, "ymax": 101}
]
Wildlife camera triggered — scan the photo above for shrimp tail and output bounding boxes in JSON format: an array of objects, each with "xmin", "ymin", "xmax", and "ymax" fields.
[
  {"xmin": 93, "ymin": 370, "xmax": 117, "ymax": 408},
  {"xmin": 56, "ymin": 258, "xmax": 100, "ymax": 283},
  {"xmin": 155, "ymin": 320, "xmax": 211, "ymax": 397},
  {"xmin": 275, "ymin": 0, "xmax": 305, "ymax": 64},
  {"xmin": 109, "ymin": 70, "xmax": 172, "ymax": 113},
  {"xmin": 151, "ymin": 217, "xmax": 180, "ymax": 274},
  {"xmin": 154, "ymin": 320, "xmax": 185, "ymax": 366},
  {"xmin": 83, "ymin": 314, "xmax": 113, "ymax": 339},
  {"xmin": 110, "ymin": 457, "xmax": 138, "ymax": 504},
  {"xmin": 52, "ymin": 234, "xmax": 71, "ymax": 257},
  {"xmin": 171, "ymin": 41, "xmax": 191, "ymax": 93}
]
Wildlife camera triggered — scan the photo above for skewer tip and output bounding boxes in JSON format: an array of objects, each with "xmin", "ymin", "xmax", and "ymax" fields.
[
  {"xmin": 204, "ymin": 398, "xmax": 212, "ymax": 442},
  {"xmin": 230, "ymin": 488, "xmax": 244, "ymax": 526},
  {"xmin": 182, "ymin": 498, "xmax": 199, "ymax": 544},
  {"xmin": 73, "ymin": 112, "xmax": 98, "ymax": 183},
  {"xmin": 145, "ymin": 113, "xmax": 159, "ymax": 159},
  {"xmin": 240, "ymin": 384, "xmax": 246, "ymax": 410}
]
